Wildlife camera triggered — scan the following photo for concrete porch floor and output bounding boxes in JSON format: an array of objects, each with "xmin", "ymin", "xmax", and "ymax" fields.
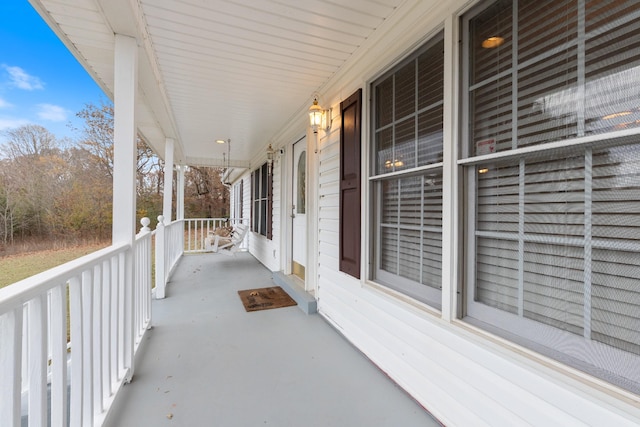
[{"xmin": 105, "ymin": 252, "xmax": 442, "ymax": 427}]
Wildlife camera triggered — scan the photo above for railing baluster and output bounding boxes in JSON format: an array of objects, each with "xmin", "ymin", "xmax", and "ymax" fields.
[
  {"xmin": 69, "ymin": 276, "xmax": 83, "ymax": 427},
  {"xmin": 81, "ymin": 269, "xmax": 94, "ymax": 426},
  {"xmin": 110, "ymin": 256, "xmax": 119, "ymax": 391},
  {"xmin": 50, "ymin": 283, "xmax": 68, "ymax": 427},
  {"xmin": 0, "ymin": 306, "xmax": 23, "ymax": 427},
  {"xmin": 101, "ymin": 259, "xmax": 111, "ymax": 405},
  {"xmin": 50, "ymin": 283, "xmax": 68, "ymax": 426},
  {"xmin": 92, "ymin": 264, "xmax": 103, "ymax": 415},
  {"xmin": 28, "ymin": 294, "xmax": 48, "ymax": 426}
]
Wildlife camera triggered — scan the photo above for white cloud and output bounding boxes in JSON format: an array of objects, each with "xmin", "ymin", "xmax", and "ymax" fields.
[
  {"xmin": 0, "ymin": 97, "xmax": 12, "ymax": 108},
  {"xmin": 3, "ymin": 65, "xmax": 44, "ymax": 90},
  {"xmin": 37, "ymin": 103, "xmax": 68, "ymax": 122},
  {"xmin": 0, "ymin": 117, "xmax": 30, "ymax": 130}
]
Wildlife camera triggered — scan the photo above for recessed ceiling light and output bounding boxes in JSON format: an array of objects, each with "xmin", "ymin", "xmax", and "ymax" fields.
[
  {"xmin": 482, "ymin": 36, "xmax": 504, "ymax": 49},
  {"xmin": 216, "ymin": 139, "xmax": 226, "ymax": 144}
]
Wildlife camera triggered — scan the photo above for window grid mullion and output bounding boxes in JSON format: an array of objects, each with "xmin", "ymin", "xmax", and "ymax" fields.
[
  {"xmin": 511, "ymin": 0, "xmax": 518, "ymax": 151},
  {"xmin": 414, "ymin": 58, "xmax": 419, "ymax": 169},
  {"xmin": 576, "ymin": 0, "xmax": 586, "ymax": 137},
  {"xmin": 584, "ymin": 148, "xmax": 592, "ymax": 339},
  {"xmin": 419, "ymin": 177, "xmax": 425, "ymax": 284},
  {"xmin": 518, "ymin": 160, "xmax": 525, "ymax": 317},
  {"xmin": 396, "ymin": 179, "xmax": 402, "ymax": 275}
]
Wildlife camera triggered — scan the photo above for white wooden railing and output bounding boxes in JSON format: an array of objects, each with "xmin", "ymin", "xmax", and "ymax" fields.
[
  {"xmin": 0, "ymin": 219, "xmax": 153, "ymax": 427},
  {"xmin": 153, "ymin": 217, "xmax": 249, "ymax": 298}
]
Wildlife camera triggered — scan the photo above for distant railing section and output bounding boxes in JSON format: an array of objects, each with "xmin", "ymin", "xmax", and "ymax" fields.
[
  {"xmin": 183, "ymin": 218, "xmax": 249, "ymax": 253},
  {"xmin": 153, "ymin": 217, "xmax": 249, "ymax": 299},
  {"xmin": 0, "ymin": 219, "xmax": 153, "ymax": 427},
  {"xmin": 153, "ymin": 216, "xmax": 184, "ymax": 299}
]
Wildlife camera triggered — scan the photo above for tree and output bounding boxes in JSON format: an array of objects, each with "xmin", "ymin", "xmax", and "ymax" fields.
[
  {"xmin": 183, "ymin": 166, "xmax": 228, "ymax": 218},
  {"xmin": 1, "ymin": 124, "xmax": 57, "ymax": 159},
  {"xmin": 0, "ymin": 125, "xmax": 64, "ymax": 241}
]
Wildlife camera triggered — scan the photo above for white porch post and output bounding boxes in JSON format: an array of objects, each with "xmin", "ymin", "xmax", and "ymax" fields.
[
  {"xmin": 163, "ymin": 138, "xmax": 175, "ymax": 223},
  {"xmin": 176, "ymin": 165, "xmax": 185, "ymax": 220},
  {"xmin": 112, "ymin": 33, "xmax": 138, "ymax": 381}
]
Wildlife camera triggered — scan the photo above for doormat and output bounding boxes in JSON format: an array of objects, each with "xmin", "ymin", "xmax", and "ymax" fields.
[{"xmin": 237, "ymin": 286, "xmax": 297, "ymax": 312}]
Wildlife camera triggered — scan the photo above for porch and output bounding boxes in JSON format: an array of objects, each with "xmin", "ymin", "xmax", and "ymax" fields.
[{"xmin": 104, "ymin": 252, "xmax": 440, "ymax": 426}]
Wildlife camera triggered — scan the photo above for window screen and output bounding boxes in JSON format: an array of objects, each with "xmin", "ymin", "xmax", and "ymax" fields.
[
  {"xmin": 464, "ymin": 0, "xmax": 640, "ymax": 393},
  {"xmin": 371, "ymin": 31, "xmax": 444, "ymax": 307}
]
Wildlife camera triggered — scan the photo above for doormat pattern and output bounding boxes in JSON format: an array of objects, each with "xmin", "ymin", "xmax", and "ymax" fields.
[{"xmin": 237, "ymin": 286, "xmax": 297, "ymax": 312}]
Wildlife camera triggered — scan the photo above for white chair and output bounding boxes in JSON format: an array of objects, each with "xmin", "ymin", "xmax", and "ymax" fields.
[{"xmin": 210, "ymin": 223, "xmax": 248, "ymax": 255}]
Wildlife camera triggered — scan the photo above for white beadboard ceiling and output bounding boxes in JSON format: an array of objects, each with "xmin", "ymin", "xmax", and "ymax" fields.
[{"xmin": 29, "ymin": 0, "xmax": 408, "ymax": 167}]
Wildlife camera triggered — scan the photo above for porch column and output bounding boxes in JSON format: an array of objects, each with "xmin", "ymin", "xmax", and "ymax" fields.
[
  {"xmin": 112, "ymin": 34, "xmax": 138, "ymax": 242},
  {"xmin": 176, "ymin": 165, "xmax": 185, "ymax": 220},
  {"xmin": 162, "ymin": 138, "xmax": 175, "ymax": 223},
  {"xmin": 112, "ymin": 33, "xmax": 138, "ymax": 381}
]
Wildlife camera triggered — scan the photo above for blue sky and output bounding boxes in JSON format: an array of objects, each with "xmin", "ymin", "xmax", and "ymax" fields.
[{"xmin": 0, "ymin": 1, "xmax": 107, "ymax": 145}]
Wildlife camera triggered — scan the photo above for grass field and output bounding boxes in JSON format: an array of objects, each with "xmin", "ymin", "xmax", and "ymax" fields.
[{"xmin": 0, "ymin": 244, "xmax": 108, "ymax": 289}]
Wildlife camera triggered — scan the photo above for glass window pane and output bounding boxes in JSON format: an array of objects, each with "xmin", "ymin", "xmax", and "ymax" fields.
[
  {"xmin": 517, "ymin": 48, "xmax": 579, "ymax": 147},
  {"xmin": 477, "ymin": 164, "xmax": 520, "ymax": 233},
  {"xmin": 418, "ymin": 40, "xmax": 444, "ymax": 110},
  {"xmin": 470, "ymin": 76, "xmax": 513, "ymax": 155},
  {"xmin": 395, "ymin": 61, "xmax": 415, "ymax": 120},
  {"xmin": 297, "ymin": 152, "xmax": 306, "ymax": 214},
  {"xmin": 523, "ymin": 156, "xmax": 585, "ymax": 237},
  {"xmin": 260, "ymin": 200, "xmax": 267, "ymax": 235},
  {"xmin": 518, "ymin": 0, "xmax": 577, "ymax": 63},
  {"xmin": 592, "ymin": 248, "xmax": 640, "ymax": 356},
  {"xmin": 476, "ymin": 237, "xmax": 519, "ymax": 314},
  {"xmin": 395, "ymin": 117, "xmax": 416, "ymax": 171},
  {"xmin": 380, "ymin": 226, "xmax": 398, "ymax": 274},
  {"xmin": 422, "ymin": 229, "xmax": 442, "ymax": 289},
  {"xmin": 381, "ymin": 179, "xmax": 398, "ymax": 224},
  {"xmin": 399, "ymin": 176, "xmax": 422, "ymax": 227},
  {"xmin": 376, "ymin": 127, "xmax": 394, "ymax": 174},
  {"xmin": 399, "ymin": 228, "xmax": 421, "ymax": 283},
  {"xmin": 585, "ymin": 14, "xmax": 640, "ymax": 135},
  {"xmin": 424, "ymin": 173, "xmax": 443, "ymax": 228},
  {"xmin": 523, "ymin": 242, "xmax": 584, "ymax": 334},
  {"xmin": 376, "ymin": 76, "xmax": 393, "ymax": 128},
  {"xmin": 260, "ymin": 164, "xmax": 267, "ymax": 197},
  {"xmin": 469, "ymin": 0, "xmax": 513, "ymax": 85},
  {"xmin": 417, "ymin": 107, "xmax": 443, "ymax": 166}
]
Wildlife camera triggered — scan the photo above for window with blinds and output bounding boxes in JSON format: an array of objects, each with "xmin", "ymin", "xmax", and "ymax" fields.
[
  {"xmin": 251, "ymin": 163, "xmax": 271, "ymax": 238},
  {"xmin": 370, "ymin": 32, "xmax": 444, "ymax": 308},
  {"xmin": 233, "ymin": 180, "xmax": 243, "ymax": 220},
  {"xmin": 464, "ymin": 0, "xmax": 640, "ymax": 393}
]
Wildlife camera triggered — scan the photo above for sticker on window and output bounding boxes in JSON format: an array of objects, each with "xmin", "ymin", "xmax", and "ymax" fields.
[{"xmin": 476, "ymin": 138, "xmax": 495, "ymax": 156}]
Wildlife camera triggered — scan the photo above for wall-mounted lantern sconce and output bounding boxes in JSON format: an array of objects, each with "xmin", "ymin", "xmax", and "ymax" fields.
[
  {"xmin": 309, "ymin": 97, "xmax": 323, "ymax": 134},
  {"xmin": 266, "ymin": 143, "xmax": 276, "ymax": 174},
  {"xmin": 309, "ymin": 96, "xmax": 332, "ymax": 134}
]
